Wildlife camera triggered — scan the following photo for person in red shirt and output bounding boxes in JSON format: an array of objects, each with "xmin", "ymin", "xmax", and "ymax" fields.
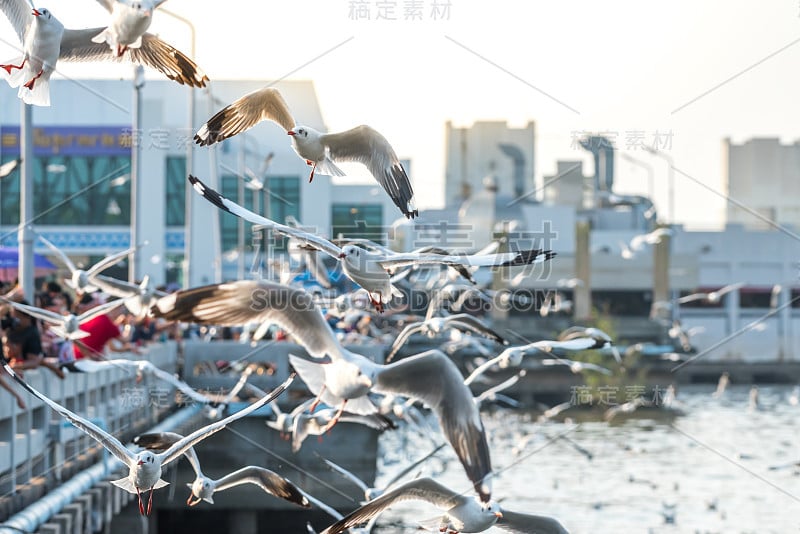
[{"xmin": 70, "ymin": 295, "xmax": 138, "ymax": 361}]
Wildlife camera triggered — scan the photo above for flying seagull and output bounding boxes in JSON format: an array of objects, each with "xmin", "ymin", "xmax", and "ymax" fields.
[
  {"xmin": 91, "ymin": 0, "xmax": 168, "ymax": 57},
  {"xmin": 320, "ymin": 477, "xmax": 568, "ymax": 534},
  {"xmin": 677, "ymin": 282, "xmax": 745, "ymax": 305},
  {"xmin": 37, "ymin": 232, "xmax": 141, "ymax": 293},
  {"xmin": 151, "ymin": 280, "xmax": 495, "ymax": 503},
  {"xmin": 133, "ymin": 431, "xmax": 310, "ymax": 508},
  {"xmin": 193, "ymin": 87, "xmax": 417, "ymax": 218},
  {"xmin": 0, "ymin": 1, "xmax": 207, "ymax": 106},
  {"xmin": 0, "ymin": 295, "xmax": 126, "ymax": 340},
  {"xmin": 385, "ymin": 314, "xmax": 508, "ymax": 363},
  {"xmin": 189, "ymin": 174, "xmax": 555, "ymax": 311},
  {"xmin": 2, "ymin": 363, "xmax": 294, "ymax": 515}
]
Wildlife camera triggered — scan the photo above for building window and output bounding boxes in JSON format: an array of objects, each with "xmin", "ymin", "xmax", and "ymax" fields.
[
  {"xmin": 219, "ymin": 174, "xmax": 254, "ymax": 254},
  {"xmin": 165, "ymin": 156, "xmax": 186, "ymax": 226},
  {"xmin": 331, "ymin": 204, "xmax": 384, "ymax": 244},
  {"xmin": 0, "ymin": 155, "xmax": 131, "ymax": 226}
]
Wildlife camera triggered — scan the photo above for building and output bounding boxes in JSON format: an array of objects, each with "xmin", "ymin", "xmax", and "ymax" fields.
[
  {"xmin": 724, "ymin": 137, "xmax": 800, "ymax": 230},
  {"xmin": 0, "ymin": 79, "xmax": 405, "ymax": 287},
  {"xmin": 443, "ymin": 120, "xmax": 535, "ymax": 206}
]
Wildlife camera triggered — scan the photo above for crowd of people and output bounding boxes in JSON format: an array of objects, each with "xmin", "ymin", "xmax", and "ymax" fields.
[{"xmin": 0, "ymin": 279, "xmax": 179, "ymax": 409}]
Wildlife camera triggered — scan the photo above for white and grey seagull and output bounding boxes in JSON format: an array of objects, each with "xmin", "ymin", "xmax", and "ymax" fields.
[
  {"xmin": 37, "ymin": 233, "xmax": 140, "ymax": 293},
  {"xmin": 151, "ymin": 280, "xmax": 495, "ymax": 503},
  {"xmin": 0, "ymin": 295, "xmax": 126, "ymax": 340},
  {"xmin": 2, "ymin": 363, "xmax": 294, "ymax": 515},
  {"xmin": 193, "ymin": 87, "xmax": 418, "ymax": 218},
  {"xmin": 677, "ymin": 282, "xmax": 745, "ymax": 305},
  {"xmin": 91, "ymin": 0, "xmax": 167, "ymax": 57},
  {"xmin": 385, "ymin": 314, "xmax": 508, "ymax": 363},
  {"xmin": 189, "ymin": 174, "xmax": 555, "ymax": 312},
  {"xmin": 133, "ymin": 431, "xmax": 311, "ymax": 508},
  {"xmin": 319, "ymin": 477, "xmax": 568, "ymax": 534},
  {"xmin": 0, "ymin": 0, "xmax": 207, "ymax": 106}
]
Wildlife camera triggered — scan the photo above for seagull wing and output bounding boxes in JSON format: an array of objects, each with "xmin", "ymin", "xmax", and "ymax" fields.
[
  {"xmin": 374, "ymin": 350, "xmax": 493, "ymax": 502},
  {"xmin": 0, "ymin": 0, "xmax": 33, "ymax": 43},
  {"xmin": 4, "ymin": 363, "xmax": 135, "ymax": 465},
  {"xmin": 444, "ymin": 314, "xmax": 506, "ymax": 345},
  {"xmin": 320, "ymin": 477, "xmax": 466, "ymax": 534},
  {"xmin": 496, "ymin": 509, "xmax": 569, "ymax": 534},
  {"xmin": 213, "ymin": 466, "xmax": 310, "ymax": 508},
  {"xmin": 194, "ymin": 87, "xmax": 295, "ymax": 146},
  {"xmin": 322, "ymin": 125, "xmax": 417, "ymax": 219},
  {"xmin": 320, "ymin": 456, "xmax": 370, "ymax": 494},
  {"xmin": 85, "ymin": 245, "xmax": 139, "ymax": 277},
  {"xmin": 378, "ymin": 249, "xmax": 555, "ymax": 270},
  {"xmin": 189, "ymin": 174, "xmax": 342, "ymax": 259},
  {"xmin": 0, "ymin": 297, "xmax": 64, "ymax": 325},
  {"xmin": 59, "ymin": 30, "xmax": 208, "ymax": 87},
  {"xmin": 76, "ymin": 298, "xmax": 127, "ymax": 323},
  {"xmin": 37, "ymin": 233, "xmax": 78, "ymax": 273},
  {"xmin": 384, "ymin": 322, "xmax": 425, "ymax": 363},
  {"xmin": 157, "ymin": 374, "xmax": 294, "ymax": 466},
  {"xmin": 140, "ymin": 361, "xmax": 210, "ymax": 405},
  {"xmin": 151, "ymin": 280, "xmax": 345, "ymax": 360}
]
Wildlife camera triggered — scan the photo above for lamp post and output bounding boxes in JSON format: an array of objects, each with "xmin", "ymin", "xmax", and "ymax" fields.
[
  {"xmin": 129, "ymin": 66, "xmax": 144, "ymax": 282},
  {"xmin": 642, "ymin": 145, "xmax": 675, "ymax": 225},
  {"xmin": 18, "ymin": 102, "xmax": 33, "ymax": 302},
  {"xmin": 160, "ymin": 8, "xmax": 196, "ymax": 288}
]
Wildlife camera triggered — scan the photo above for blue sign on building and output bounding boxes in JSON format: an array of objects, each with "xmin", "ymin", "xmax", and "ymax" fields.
[{"xmin": 0, "ymin": 125, "xmax": 133, "ymax": 157}]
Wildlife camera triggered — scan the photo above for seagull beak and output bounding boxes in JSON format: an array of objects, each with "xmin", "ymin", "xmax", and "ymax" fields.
[
  {"xmin": 32, "ymin": 8, "xmax": 41, "ymax": 16},
  {"xmin": 137, "ymin": 460, "xmax": 145, "ymax": 465},
  {"xmin": 287, "ymin": 131, "xmax": 296, "ymax": 136},
  {"xmin": 338, "ymin": 253, "xmax": 346, "ymax": 259},
  {"xmin": 494, "ymin": 511, "xmax": 504, "ymax": 519}
]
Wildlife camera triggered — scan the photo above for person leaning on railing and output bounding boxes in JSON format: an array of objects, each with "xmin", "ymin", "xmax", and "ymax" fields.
[{"xmin": 1, "ymin": 296, "xmax": 65, "ymax": 379}]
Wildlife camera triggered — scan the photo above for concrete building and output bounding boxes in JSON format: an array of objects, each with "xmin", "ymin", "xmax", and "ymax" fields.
[
  {"xmin": 724, "ymin": 137, "xmax": 800, "ymax": 230},
  {"xmin": 443, "ymin": 120, "xmax": 535, "ymax": 206},
  {"xmin": 0, "ymin": 79, "xmax": 403, "ymax": 287}
]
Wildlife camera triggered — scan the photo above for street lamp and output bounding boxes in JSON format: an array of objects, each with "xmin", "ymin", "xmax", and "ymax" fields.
[
  {"xmin": 642, "ymin": 145, "xmax": 675, "ymax": 225},
  {"xmin": 129, "ymin": 65, "xmax": 144, "ymax": 282},
  {"xmin": 160, "ymin": 8, "xmax": 196, "ymax": 288}
]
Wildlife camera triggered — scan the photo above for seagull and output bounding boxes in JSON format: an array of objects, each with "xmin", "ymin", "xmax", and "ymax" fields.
[
  {"xmin": 464, "ymin": 338, "xmax": 615, "ymax": 386},
  {"xmin": 291, "ymin": 409, "xmax": 395, "ymax": 453},
  {"xmin": 2, "ymin": 363, "xmax": 294, "ymax": 515},
  {"xmin": 0, "ymin": 1, "xmax": 207, "ymax": 107},
  {"xmin": 385, "ymin": 314, "xmax": 507, "ymax": 363},
  {"xmin": 557, "ymin": 326, "xmax": 622, "ymax": 363},
  {"xmin": 319, "ymin": 477, "xmax": 568, "ymax": 534},
  {"xmin": 37, "ymin": 233, "xmax": 140, "ymax": 293},
  {"xmin": 473, "ymin": 371, "xmax": 524, "ymax": 408},
  {"xmin": 677, "ymin": 282, "xmax": 745, "ymax": 305},
  {"xmin": 151, "ymin": 280, "xmax": 495, "ymax": 503},
  {"xmin": 91, "ymin": 0, "xmax": 167, "ymax": 57},
  {"xmin": 189, "ymin": 174, "xmax": 556, "ymax": 312},
  {"xmin": 0, "ymin": 295, "xmax": 126, "ymax": 340},
  {"xmin": 132, "ymin": 431, "xmax": 311, "ymax": 508},
  {"xmin": 193, "ymin": 87, "xmax": 418, "ymax": 218},
  {"xmin": 89, "ymin": 273, "xmax": 167, "ymax": 317},
  {"xmin": 712, "ymin": 372, "xmax": 729, "ymax": 398}
]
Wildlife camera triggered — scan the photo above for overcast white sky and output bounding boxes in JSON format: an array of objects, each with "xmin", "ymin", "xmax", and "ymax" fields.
[{"xmin": 1, "ymin": 0, "xmax": 799, "ymax": 228}]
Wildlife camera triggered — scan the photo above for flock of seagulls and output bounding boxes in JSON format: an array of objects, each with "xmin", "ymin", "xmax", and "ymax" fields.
[
  {"xmin": 1, "ymin": 2, "xmax": 757, "ymax": 532},
  {"xmin": 0, "ymin": 218, "xmax": 625, "ymax": 531}
]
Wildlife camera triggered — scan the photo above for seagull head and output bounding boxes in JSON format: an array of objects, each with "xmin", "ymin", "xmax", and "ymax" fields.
[
  {"xmin": 287, "ymin": 127, "xmax": 309, "ymax": 139},
  {"xmin": 136, "ymin": 450, "xmax": 157, "ymax": 467},
  {"xmin": 187, "ymin": 477, "xmax": 213, "ymax": 506},
  {"xmin": 32, "ymin": 7, "xmax": 53, "ymax": 20},
  {"xmin": 338, "ymin": 245, "xmax": 362, "ymax": 262},
  {"xmin": 481, "ymin": 500, "xmax": 504, "ymax": 521}
]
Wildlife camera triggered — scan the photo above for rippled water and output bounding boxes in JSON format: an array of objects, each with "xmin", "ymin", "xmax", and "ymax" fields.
[{"xmin": 364, "ymin": 385, "xmax": 800, "ymax": 533}]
